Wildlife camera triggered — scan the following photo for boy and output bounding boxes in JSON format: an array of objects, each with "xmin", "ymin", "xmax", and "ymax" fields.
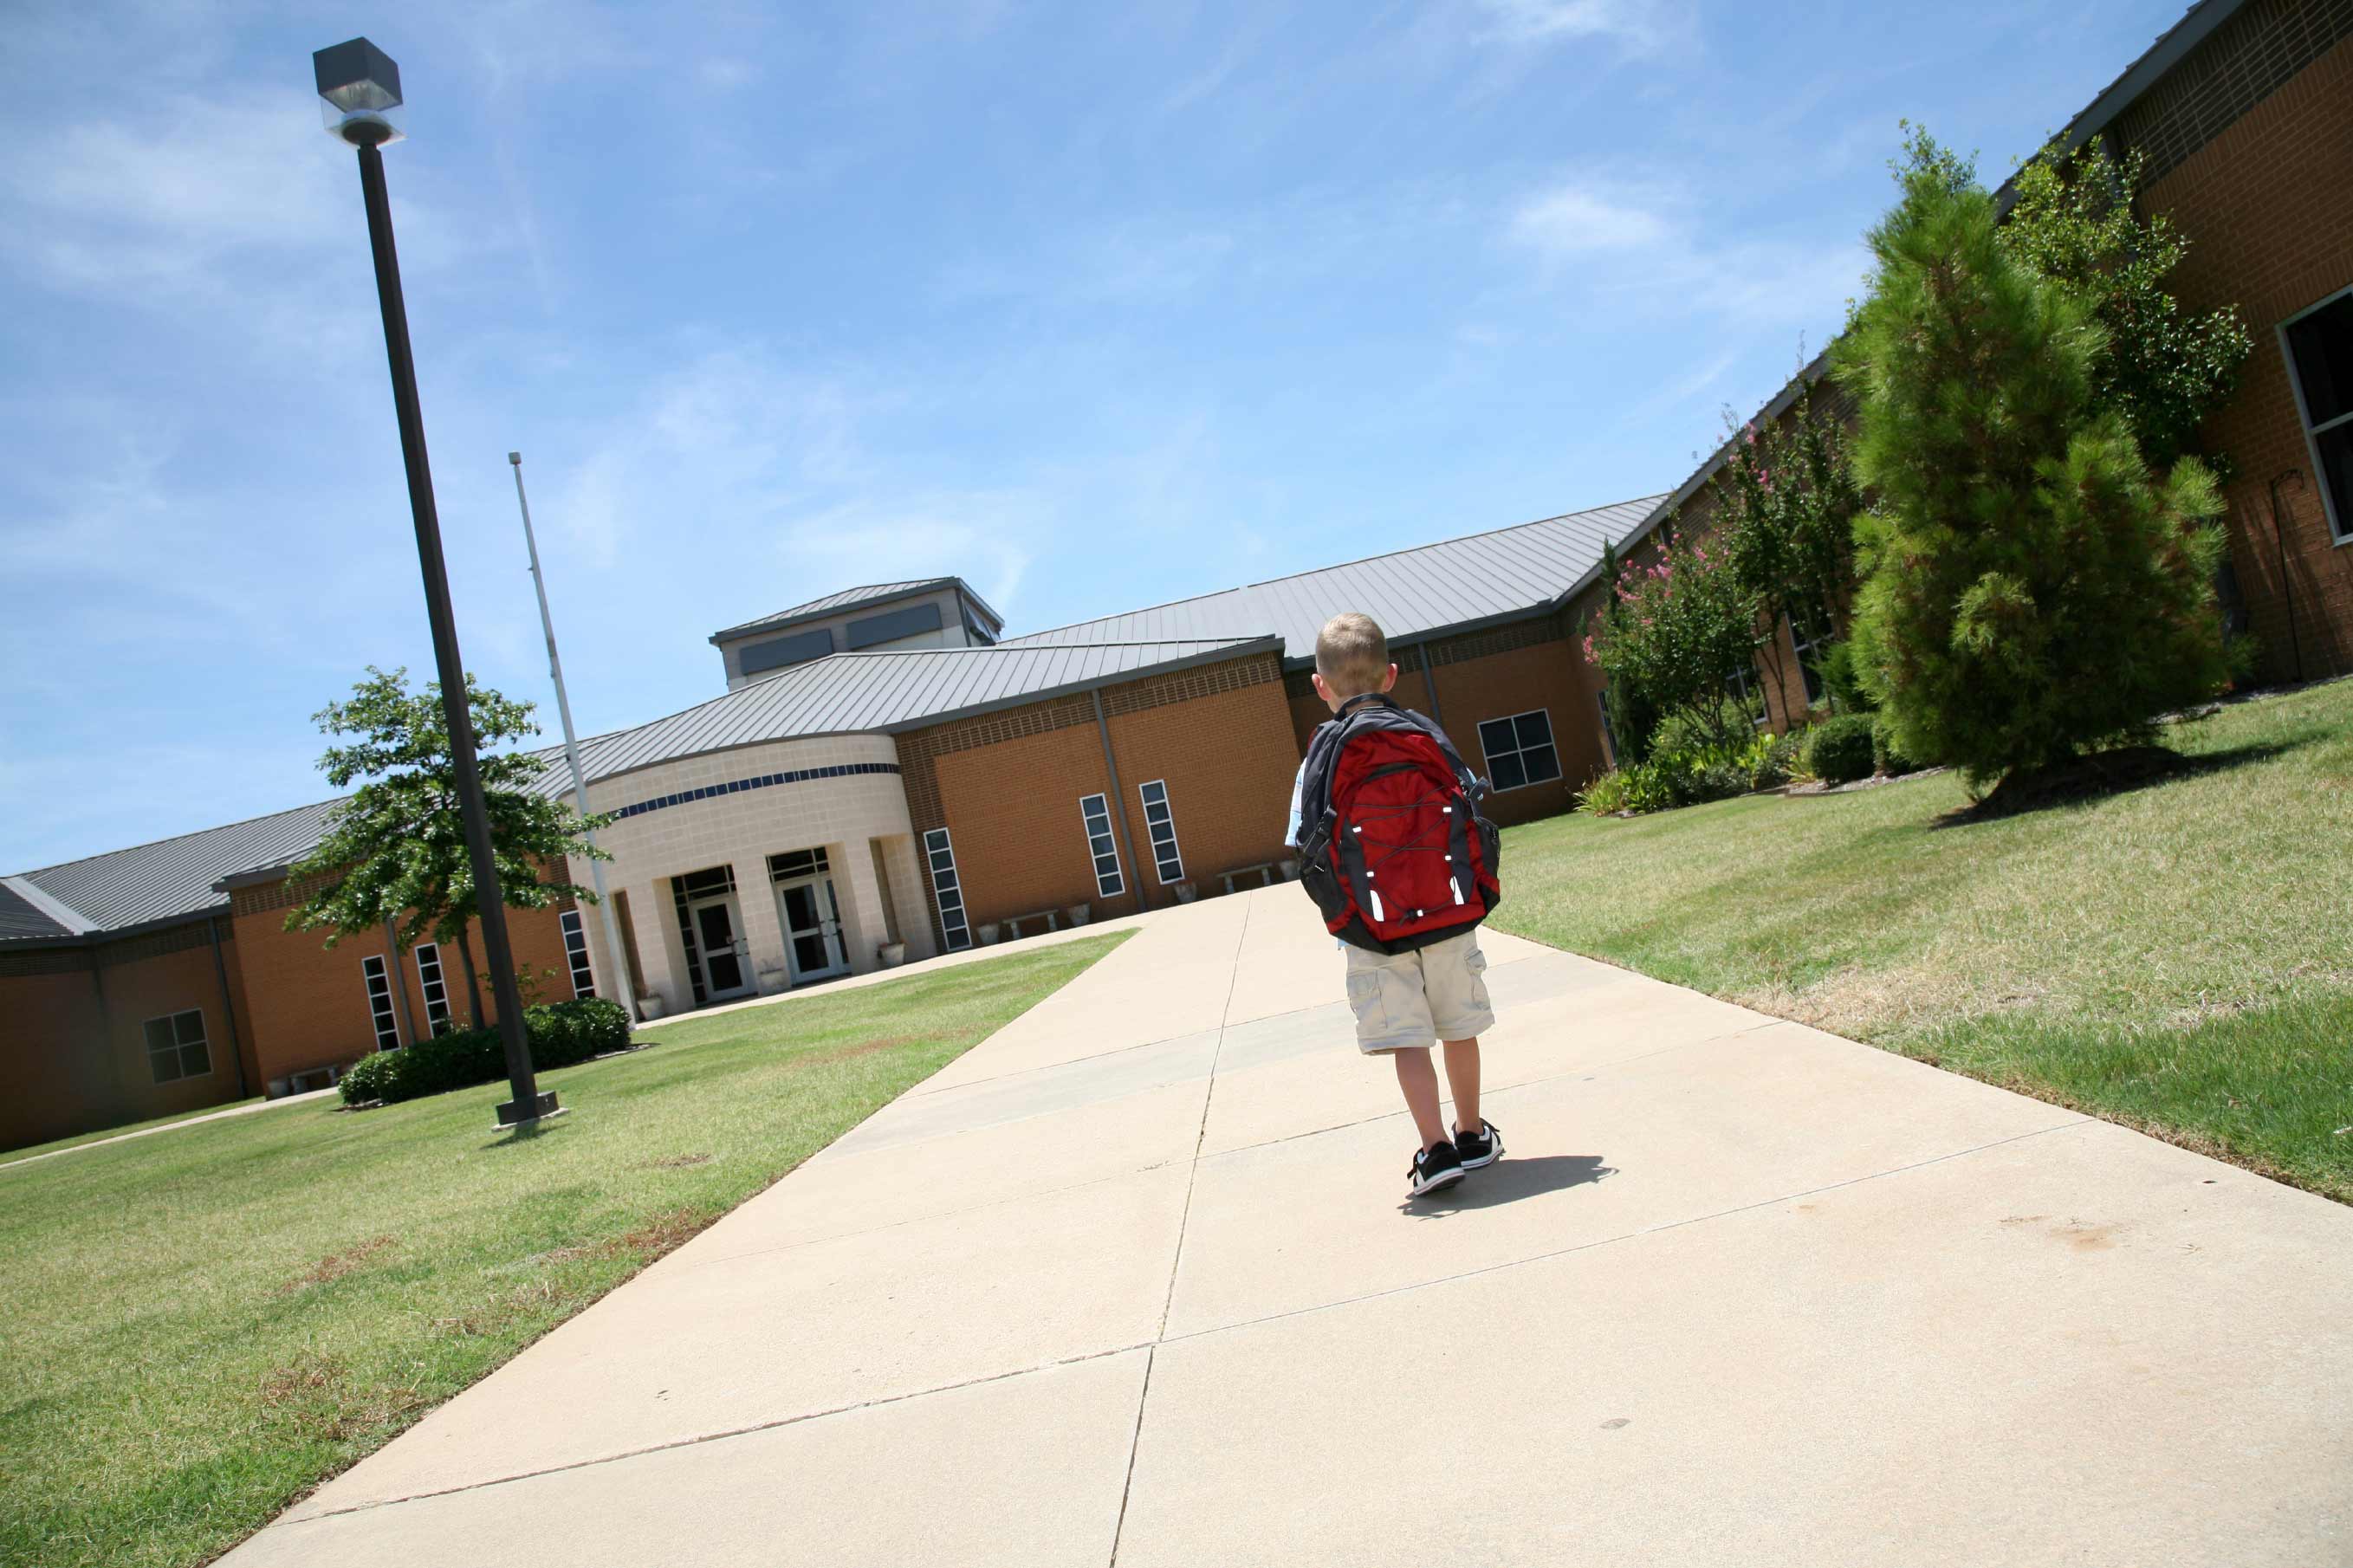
[{"xmin": 1287, "ymin": 612, "xmax": 1504, "ymax": 1198}]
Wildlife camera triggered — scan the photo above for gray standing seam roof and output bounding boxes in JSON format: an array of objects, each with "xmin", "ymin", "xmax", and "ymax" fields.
[
  {"xmin": 542, "ymin": 638, "xmax": 1278, "ymax": 791},
  {"xmin": 709, "ymin": 578, "xmax": 1008, "ymax": 645},
  {"xmin": 8, "ymin": 491, "xmax": 1663, "ymax": 942},
  {"xmin": 996, "ymin": 496, "xmax": 1663, "ymax": 657},
  {"xmin": 5, "ymin": 800, "xmax": 343, "ymax": 943}
]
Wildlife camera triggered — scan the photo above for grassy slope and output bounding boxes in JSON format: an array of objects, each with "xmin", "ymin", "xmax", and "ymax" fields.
[
  {"xmin": 0, "ymin": 933, "xmax": 1129, "ymax": 1568},
  {"xmin": 1491, "ymin": 680, "xmax": 2353, "ymax": 1202},
  {"xmin": 3, "ymin": 1099, "xmax": 282, "ymax": 1165}
]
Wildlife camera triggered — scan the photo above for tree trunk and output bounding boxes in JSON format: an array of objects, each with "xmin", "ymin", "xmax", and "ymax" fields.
[{"xmin": 454, "ymin": 926, "xmax": 486, "ymax": 1030}]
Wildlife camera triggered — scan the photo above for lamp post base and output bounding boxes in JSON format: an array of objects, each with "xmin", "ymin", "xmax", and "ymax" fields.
[{"xmin": 495, "ymin": 1092, "xmax": 564, "ymax": 1128}]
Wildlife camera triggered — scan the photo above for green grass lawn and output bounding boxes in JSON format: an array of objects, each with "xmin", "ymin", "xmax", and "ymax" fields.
[
  {"xmin": 0, "ymin": 933, "xmax": 1129, "ymax": 1568},
  {"xmin": 3, "ymin": 1098, "xmax": 273, "ymax": 1165},
  {"xmin": 1492, "ymin": 679, "xmax": 2353, "ymax": 1203}
]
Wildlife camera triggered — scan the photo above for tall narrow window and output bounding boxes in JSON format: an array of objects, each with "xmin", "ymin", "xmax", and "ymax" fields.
[
  {"xmin": 1476, "ymin": 710, "xmax": 1562, "ymax": 792},
  {"xmin": 1596, "ymin": 691, "xmax": 1618, "ymax": 768},
  {"xmin": 415, "ymin": 942, "xmax": 453, "ymax": 1036},
  {"xmin": 361, "ymin": 955, "xmax": 400, "ymax": 1050},
  {"xmin": 1788, "ymin": 612, "xmax": 1827, "ymax": 708},
  {"xmin": 2281, "ymin": 286, "xmax": 2353, "ymax": 542},
  {"xmin": 1079, "ymin": 794, "xmax": 1125, "ymax": 898},
  {"xmin": 143, "ymin": 1009, "xmax": 211, "ymax": 1084},
  {"xmin": 559, "ymin": 909, "xmax": 595, "ymax": 999},
  {"xmin": 1138, "ymin": 780, "xmax": 1184, "ymax": 884},
  {"xmin": 924, "ymin": 827, "xmax": 971, "ymax": 950}
]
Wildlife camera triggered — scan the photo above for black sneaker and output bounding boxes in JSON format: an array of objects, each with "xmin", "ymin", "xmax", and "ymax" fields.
[
  {"xmin": 1408, "ymin": 1139, "xmax": 1466, "ymax": 1197},
  {"xmin": 1453, "ymin": 1120, "xmax": 1504, "ymax": 1170}
]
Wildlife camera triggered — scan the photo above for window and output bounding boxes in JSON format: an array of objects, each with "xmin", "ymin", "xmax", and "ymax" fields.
[
  {"xmin": 1137, "ymin": 780, "xmax": 1184, "ymax": 884},
  {"xmin": 768, "ymin": 847, "xmax": 831, "ymax": 882},
  {"xmin": 1079, "ymin": 794, "xmax": 1125, "ymax": 898},
  {"xmin": 1726, "ymin": 664, "xmax": 1771, "ymax": 725},
  {"xmin": 2282, "ymin": 286, "xmax": 2353, "ymax": 543},
  {"xmin": 1789, "ymin": 612, "xmax": 1827, "ymax": 707},
  {"xmin": 361, "ymin": 956, "xmax": 400, "ymax": 1050},
  {"xmin": 1596, "ymin": 691, "xmax": 1618, "ymax": 767},
  {"xmin": 415, "ymin": 942, "xmax": 453, "ymax": 1036},
  {"xmin": 1476, "ymin": 710, "xmax": 1562, "ymax": 792},
  {"xmin": 559, "ymin": 910, "xmax": 595, "ymax": 999},
  {"xmin": 143, "ymin": 1008, "xmax": 211, "ymax": 1084},
  {"xmin": 924, "ymin": 827, "xmax": 971, "ymax": 950}
]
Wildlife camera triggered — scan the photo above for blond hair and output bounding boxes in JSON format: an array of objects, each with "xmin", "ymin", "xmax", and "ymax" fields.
[{"xmin": 1314, "ymin": 612, "xmax": 1389, "ymax": 698}]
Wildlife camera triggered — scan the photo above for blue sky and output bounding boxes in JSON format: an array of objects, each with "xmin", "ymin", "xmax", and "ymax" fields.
[{"xmin": 2, "ymin": 0, "xmax": 2193, "ymax": 871}]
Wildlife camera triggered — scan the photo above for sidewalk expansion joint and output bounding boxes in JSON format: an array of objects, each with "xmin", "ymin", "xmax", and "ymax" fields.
[
  {"xmin": 271, "ymin": 1340, "xmax": 1161, "ymax": 1530},
  {"xmin": 1109, "ymin": 890, "xmax": 1254, "ymax": 1567}
]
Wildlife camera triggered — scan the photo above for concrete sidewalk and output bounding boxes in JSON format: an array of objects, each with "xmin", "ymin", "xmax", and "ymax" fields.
[{"xmin": 223, "ymin": 886, "xmax": 2352, "ymax": 1566}]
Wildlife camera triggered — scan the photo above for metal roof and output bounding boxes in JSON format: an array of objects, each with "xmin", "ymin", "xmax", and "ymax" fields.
[
  {"xmin": 998, "ymin": 495, "xmax": 1664, "ymax": 659},
  {"xmin": 709, "ymin": 577, "xmax": 1007, "ymax": 645},
  {"xmin": 0, "ymin": 880, "xmax": 78, "ymax": 941},
  {"xmin": 545, "ymin": 638, "xmax": 1279, "ymax": 789},
  {"xmin": 4, "ymin": 800, "xmax": 342, "ymax": 944},
  {"xmin": 7, "ymin": 493, "xmax": 1660, "ymax": 940}
]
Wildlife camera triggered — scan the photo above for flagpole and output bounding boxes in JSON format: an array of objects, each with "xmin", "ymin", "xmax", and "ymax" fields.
[{"xmin": 509, "ymin": 451, "xmax": 636, "ymax": 1023}]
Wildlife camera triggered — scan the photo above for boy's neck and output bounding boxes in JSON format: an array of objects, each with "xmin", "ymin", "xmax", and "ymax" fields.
[{"xmin": 1328, "ymin": 690, "xmax": 1390, "ymax": 716}]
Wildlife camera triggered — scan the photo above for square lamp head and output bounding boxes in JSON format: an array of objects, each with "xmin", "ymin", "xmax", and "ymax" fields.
[{"xmin": 314, "ymin": 37, "xmax": 405, "ymax": 146}]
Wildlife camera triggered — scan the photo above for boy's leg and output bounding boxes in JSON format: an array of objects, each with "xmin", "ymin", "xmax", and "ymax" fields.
[
  {"xmin": 1442, "ymin": 1037, "xmax": 1481, "ymax": 1136},
  {"xmin": 1391, "ymin": 1046, "xmax": 1449, "ymax": 1150}
]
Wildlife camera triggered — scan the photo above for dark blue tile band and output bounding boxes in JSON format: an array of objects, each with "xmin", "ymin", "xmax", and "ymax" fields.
[{"xmin": 612, "ymin": 761, "xmax": 903, "ymax": 821}]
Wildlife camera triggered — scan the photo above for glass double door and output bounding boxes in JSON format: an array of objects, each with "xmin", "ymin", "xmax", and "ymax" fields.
[
  {"xmin": 688, "ymin": 894, "xmax": 756, "ymax": 1001},
  {"xmin": 775, "ymin": 876, "xmax": 849, "ymax": 985}
]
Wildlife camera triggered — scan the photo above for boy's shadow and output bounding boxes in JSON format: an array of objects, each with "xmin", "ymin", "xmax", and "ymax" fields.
[{"xmin": 1401, "ymin": 1153, "xmax": 1613, "ymax": 1216}]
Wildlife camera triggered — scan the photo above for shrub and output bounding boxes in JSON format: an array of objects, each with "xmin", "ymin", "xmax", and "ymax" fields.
[
  {"xmin": 1835, "ymin": 128, "xmax": 2229, "ymax": 791},
  {"xmin": 1804, "ymin": 713, "xmax": 1877, "ymax": 786},
  {"xmin": 1577, "ymin": 770, "xmax": 1632, "ymax": 815},
  {"xmin": 1746, "ymin": 729, "xmax": 1804, "ymax": 791},
  {"xmin": 340, "ymin": 996, "xmax": 632, "ymax": 1106},
  {"xmin": 1871, "ymin": 714, "xmax": 1918, "ymax": 776}
]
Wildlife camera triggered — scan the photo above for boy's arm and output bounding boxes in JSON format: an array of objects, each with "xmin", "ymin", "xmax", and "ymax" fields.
[{"xmin": 1285, "ymin": 756, "xmax": 1311, "ymax": 847}]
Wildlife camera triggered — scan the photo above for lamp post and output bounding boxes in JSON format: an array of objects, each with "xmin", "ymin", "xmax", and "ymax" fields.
[{"xmin": 314, "ymin": 37, "xmax": 556, "ymax": 1129}]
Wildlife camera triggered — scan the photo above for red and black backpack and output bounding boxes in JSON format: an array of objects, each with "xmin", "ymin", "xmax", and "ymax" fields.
[{"xmin": 1295, "ymin": 694, "xmax": 1502, "ymax": 955}]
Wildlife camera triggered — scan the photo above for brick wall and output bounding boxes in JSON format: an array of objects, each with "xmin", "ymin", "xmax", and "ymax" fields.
[
  {"xmin": 2137, "ymin": 28, "xmax": 2353, "ymax": 683},
  {"xmin": 228, "ymin": 878, "xmax": 576, "ymax": 1087},
  {"xmin": 935, "ymin": 720, "xmax": 1137, "ymax": 928},
  {"xmin": 1105, "ymin": 675, "xmax": 1301, "ymax": 896},
  {"xmin": 900, "ymin": 651, "xmax": 1300, "ymax": 941},
  {"xmin": 0, "ymin": 919, "xmax": 256, "ymax": 1152}
]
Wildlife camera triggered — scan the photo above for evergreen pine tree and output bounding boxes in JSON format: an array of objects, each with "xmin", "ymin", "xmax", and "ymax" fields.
[{"xmin": 1833, "ymin": 129, "xmax": 2228, "ymax": 793}]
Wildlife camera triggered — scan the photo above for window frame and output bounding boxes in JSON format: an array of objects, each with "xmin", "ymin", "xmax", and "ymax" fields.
[
  {"xmin": 924, "ymin": 827, "xmax": 972, "ymax": 950},
  {"xmin": 559, "ymin": 909, "xmax": 595, "ymax": 1000},
  {"xmin": 1787, "ymin": 612, "xmax": 1828, "ymax": 709},
  {"xmin": 1137, "ymin": 780, "xmax": 1185, "ymax": 884},
  {"xmin": 2278, "ymin": 283, "xmax": 2353, "ymax": 546},
  {"xmin": 361, "ymin": 955, "xmax": 401, "ymax": 1050},
  {"xmin": 1475, "ymin": 709, "xmax": 1564, "ymax": 794},
  {"xmin": 414, "ymin": 941, "xmax": 454, "ymax": 1036},
  {"xmin": 142, "ymin": 1008, "xmax": 211, "ymax": 1085},
  {"xmin": 1078, "ymin": 794, "xmax": 1125, "ymax": 898}
]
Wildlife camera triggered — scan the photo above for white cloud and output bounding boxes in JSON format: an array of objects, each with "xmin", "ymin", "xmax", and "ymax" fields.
[
  {"xmin": 1468, "ymin": 0, "xmax": 1689, "ymax": 55},
  {"xmin": 1509, "ymin": 180, "xmax": 1671, "ymax": 256}
]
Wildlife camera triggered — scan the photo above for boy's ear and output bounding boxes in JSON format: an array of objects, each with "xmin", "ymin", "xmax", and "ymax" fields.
[
  {"xmin": 1311, "ymin": 671, "xmax": 1332, "ymax": 703},
  {"xmin": 1380, "ymin": 663, "xmax": 1398, "ymax": 693}
]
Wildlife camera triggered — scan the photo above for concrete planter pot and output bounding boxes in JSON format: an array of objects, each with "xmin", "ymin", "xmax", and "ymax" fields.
[
  {"xmin": 1065, "ymin": 904, "xmax": 1092, "ymax": 927},
  {"xmin": 635, "ymin": 995, "xmax": 666, "ymax": 1021},
  {"xmin": 1170, "ymin": 882, "xmax": 1198, "ymax": 904},
  {"xmin": 878, "ymin": 941, "xmax": 907, "ymax": 968},
  {"xmin": 756, "ymin": 964, "xmax": 788, "ymax": 995},
  {"xmin": 976, "ymin": 923, "xmax": 1001, "ymax": 945},
  {"xmin": 1279, "ymin": 858, "xmax": 1300, "ymax": 880}
]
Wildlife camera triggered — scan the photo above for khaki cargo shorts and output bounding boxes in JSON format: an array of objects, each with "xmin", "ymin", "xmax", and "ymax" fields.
[{"xmin": 1343, "ymin": 930, "xmax": 1495, "ymax": 1054}]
